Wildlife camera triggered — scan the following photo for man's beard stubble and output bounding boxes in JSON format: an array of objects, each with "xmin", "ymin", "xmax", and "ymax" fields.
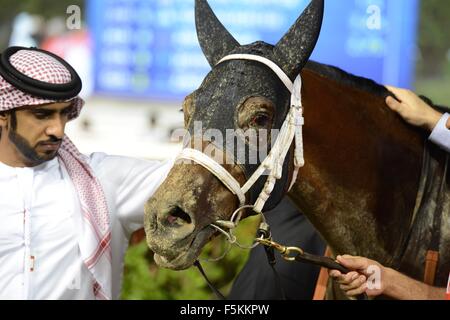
[{"xmin": 8, "ymin": 128, "xmax": 61, "ymax": 166}]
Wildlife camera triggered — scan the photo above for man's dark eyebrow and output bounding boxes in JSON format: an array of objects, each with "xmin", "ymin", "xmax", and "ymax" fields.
[
  {"xmin": 31, "ymin": 104, "xmax": 74, "ymax": 114},
  {"xmin": 31, "ymin": 108, "xmax": 54, "ymax": 114}
]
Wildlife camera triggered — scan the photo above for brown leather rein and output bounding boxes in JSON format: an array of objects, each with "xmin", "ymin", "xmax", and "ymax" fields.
[{"xmin": 195, "ymin": 218, "xmax": 368, "ymax": 300}]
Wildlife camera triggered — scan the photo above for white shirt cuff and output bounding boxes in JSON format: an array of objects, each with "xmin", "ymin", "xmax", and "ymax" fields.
[{"xmin": 429, "ymin": 113, "xmax": 450, "ymax": 153}]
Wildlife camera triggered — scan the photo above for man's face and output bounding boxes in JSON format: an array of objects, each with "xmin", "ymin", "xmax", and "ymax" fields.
[{"xmin": 1, "ymin": 102, "xmax": 75, "ymax": 167}]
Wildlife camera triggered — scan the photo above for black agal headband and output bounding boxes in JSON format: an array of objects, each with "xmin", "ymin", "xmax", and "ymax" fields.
[{"xmin": 0, "ymin": 46, "xmax": 82, "ymax": 100}]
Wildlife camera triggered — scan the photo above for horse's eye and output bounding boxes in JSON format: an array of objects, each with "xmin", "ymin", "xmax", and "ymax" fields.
[{"xmin": 250, "ymin": 113, "xmax": 269, "ymax": 128}]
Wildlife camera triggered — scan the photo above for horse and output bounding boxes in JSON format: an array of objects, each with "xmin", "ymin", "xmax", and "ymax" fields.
[{"xmin": 144, "ymin": 0, "xmax": 450, "ymax": 298}]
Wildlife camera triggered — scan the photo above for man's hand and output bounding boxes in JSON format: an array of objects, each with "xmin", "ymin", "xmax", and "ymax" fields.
[
  {"xmin": 385, "ymin": 85, "xmax": 443, "ymax": 132},
  {"xmin": 329, "ymin": 254, "xmax": 447, "ymax": 300},
  {"xmin": 329, "ymin": 255, "xmax": 386, "ymax": 298}
]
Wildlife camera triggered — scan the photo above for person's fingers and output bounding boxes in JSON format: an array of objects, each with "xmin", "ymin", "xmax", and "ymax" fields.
[
  {"xmin": 330, "ymin": 271, "xmax": 350, "ymax": 283},
  {"xmin": 385, "ymin": 86, "xmax": 419, "ymax": 107},
  {"xmin": 329, "ymin": 270, "xmax": 342, "ymax": 278},
  {"xmin": 336, "ymin": 271, "xmax": 359, "ymax": 285},
  {"xmin": 339, "ymin": 254, "xmax": 356, "ymax": 260},
  {"xmin": 346, "ymin": 283, "xmax": 368, "ymax": 297},
  {"xmin": 385, "ymin": 85, "xmax": 401, "ymax": 96},
  {"xmin": 386, "ymin": 96, "xmax": 402, "ymax": 111},
  {"xmin": 385, "ymin": 85, "xmax": 408, "ymax": 96},
  {"xmin": 340, "ymin": 275, "xmax": 366, "ymax": 291},
  {"xmin": 336, "ymin": 255, "xmax": 369, "ymax": 271}
]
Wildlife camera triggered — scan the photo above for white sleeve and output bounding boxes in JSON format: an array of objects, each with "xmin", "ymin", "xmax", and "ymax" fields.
[
  {"xmin": 88, "ymin": 153, "xmax": 174, "ymax": 236},
  {"xmin": 429, "ymin": 113, "xmax": 450, "ymax": 153},
  {"xmin": 115, "ymin": 157, "xmax": 174, "ymax": 234}
]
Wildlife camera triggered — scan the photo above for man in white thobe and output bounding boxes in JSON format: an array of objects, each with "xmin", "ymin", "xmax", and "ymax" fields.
[{"xmin": 0, "ymin": 46, "xmax": 173, "ymax": 300}]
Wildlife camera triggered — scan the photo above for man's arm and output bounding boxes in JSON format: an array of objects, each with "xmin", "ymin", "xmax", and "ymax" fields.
[
  {"xmin": 89, "ymin": 153, "xmax": 174, "ymax": 236},
  {"xmin": 382, "ymin": 267, "xmax": 445, "ymax": 300},
  {"xmin": 329, "ymin": 255, "xmax": 446, "ymax": 300},
  {"xmin": 385, "ymin": 85, "xmax": 450, "ymax": 152}
]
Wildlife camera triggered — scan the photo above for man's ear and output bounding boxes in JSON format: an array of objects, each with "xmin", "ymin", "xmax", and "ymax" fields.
[
  {"xmin": 0, "ymin": 112, "xmax": 9, "ymax": 134},
  {"xmin": 0, "ymin": 112, "xmax": 7, "ymax": 124},
  {"xmin": 0, "ymin": 112, "xmax": 8, "ymax": 126}
]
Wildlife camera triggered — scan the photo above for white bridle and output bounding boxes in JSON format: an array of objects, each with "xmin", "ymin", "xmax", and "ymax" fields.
[{"xmin": 177, "ymin": 54, "xmax": 305, "ymax": 214}]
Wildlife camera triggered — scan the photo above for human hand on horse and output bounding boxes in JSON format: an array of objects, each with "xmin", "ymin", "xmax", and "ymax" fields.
[
  {"xmin": 329, "ymin": 255, "xmax": 386, "ymax": 298},
  {"xmin": 385, "ymin": 85, "xmax": 446, "ymax": 132},
  {"xmin": 329, "ymin": 255, "xmax": 448, "ymax": 300}
]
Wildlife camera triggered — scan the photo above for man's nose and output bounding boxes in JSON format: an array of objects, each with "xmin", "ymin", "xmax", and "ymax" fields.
[{"xmin": 45, "ymin": 117, "xmax": 66, "ymax": 139}]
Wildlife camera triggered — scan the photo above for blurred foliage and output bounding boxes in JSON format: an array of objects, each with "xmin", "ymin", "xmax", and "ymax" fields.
[
  {"xmin": 417, "ymin": 0, "xmax": 450, "ymax": 77},
  {"xmin": 121, "ymin": 216, "xmax": 261, "ymax": 300},
  {"xmin": 415, "ymin": 61, "xmax": 450, "ymax": 105}
]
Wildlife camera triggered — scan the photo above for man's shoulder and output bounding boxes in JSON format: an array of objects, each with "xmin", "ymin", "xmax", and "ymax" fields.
[
  {"xmin": 85, "ymin": 152, "xmax": 171, "ymax": 176},
  {"xmin": 83, "ymin": 152, "xmax": 108, "ymax": 166},
  {"xmin": 85, "ymin": 152, "xmax": 164, "ymax": 165}
]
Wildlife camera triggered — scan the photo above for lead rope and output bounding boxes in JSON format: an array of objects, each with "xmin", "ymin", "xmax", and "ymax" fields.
[
  {"xmin": 197, "ymin": 210, "xmax": 368, "ymax": 300},
  {"xmin": 256, "ymin": 237, "xmax": 369, "ymax": 301},
  {"xmin": 258, "ymin": 221, "xmax": 287, "ymax": 300},
  {"xmin": 195, "ymin": 216, "xmax": 287, "ymax": 300},
  {"xmin": 195, "ymin": 207, "xmax": 287, "ymax": 300},
  {"xmin": 194, "ymin": 260, "xmax": 227, "ymax": 300}
]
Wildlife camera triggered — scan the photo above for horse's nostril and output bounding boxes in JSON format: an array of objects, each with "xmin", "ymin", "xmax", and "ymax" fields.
[{"xmin": 166, "ymin": 206, "xmax": 192, "ymax": 226}]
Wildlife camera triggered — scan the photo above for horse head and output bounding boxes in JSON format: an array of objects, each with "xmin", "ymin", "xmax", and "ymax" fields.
[{"xmin": 144, "ymin": 0, "xmax": 324, "ymax": 270}]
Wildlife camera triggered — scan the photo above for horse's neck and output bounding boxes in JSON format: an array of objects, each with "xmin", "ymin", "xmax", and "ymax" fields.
[{"xmin": 288, "ymin": 66, "xmax": 425, "ymax": 266}]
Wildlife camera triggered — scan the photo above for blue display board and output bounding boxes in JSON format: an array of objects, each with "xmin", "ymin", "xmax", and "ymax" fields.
[{"xmin": 88, "ymin": 0, "xmax": 420, "ymax": 101}]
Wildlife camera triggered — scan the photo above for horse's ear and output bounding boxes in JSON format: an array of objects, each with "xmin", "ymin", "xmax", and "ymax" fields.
[
  {"xmin": 273, "ymin": 0, "xmax": 324, "ymax": 80},
  {"xmin": 195, "ymin": 0, "xmax": 240, "ymax": 67}
]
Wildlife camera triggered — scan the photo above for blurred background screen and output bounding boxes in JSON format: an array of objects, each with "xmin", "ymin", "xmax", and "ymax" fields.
[{"xmin": 88, "ymin": 0, "xmax": 420, "ymax": 101}]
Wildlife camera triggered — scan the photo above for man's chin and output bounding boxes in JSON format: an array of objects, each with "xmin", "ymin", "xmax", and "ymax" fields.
[
  {"xmin": 25, "ymin": 151, "xmax": 58, "ymax": 167},
  {"xmin": 38, "ymin": 151, "xmax": 58, "ymax": 161}
]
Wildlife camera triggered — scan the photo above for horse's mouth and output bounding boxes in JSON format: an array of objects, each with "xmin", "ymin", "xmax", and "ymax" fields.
[{"xmin": 152, "ymin": 226, "xmax": 217, "ymax": 270}]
